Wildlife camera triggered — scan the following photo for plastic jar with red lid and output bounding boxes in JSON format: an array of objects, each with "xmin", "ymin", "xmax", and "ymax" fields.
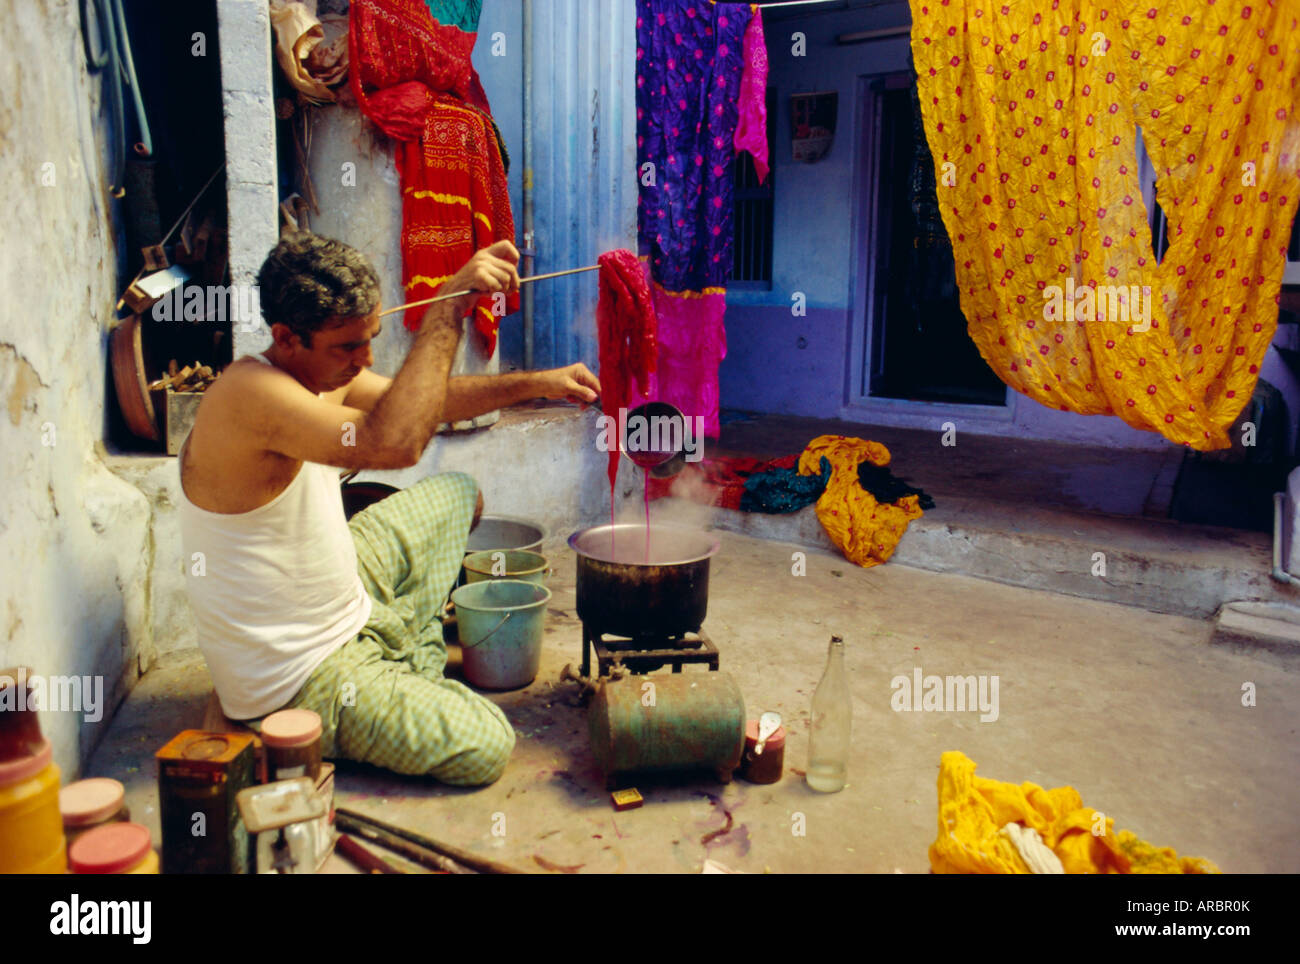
[
  {"xmin": 262, "ymin": 709, "xmax": 322, "ymax": 782},
  {"xmin": 68, "ymin": 822, "xmax": 159, "ymax": 874}
]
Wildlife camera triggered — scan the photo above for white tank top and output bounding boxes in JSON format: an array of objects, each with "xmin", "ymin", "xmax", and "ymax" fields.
[{"xmin": 177, "ymin": 353, "xmax": 372, "ymax": 719}]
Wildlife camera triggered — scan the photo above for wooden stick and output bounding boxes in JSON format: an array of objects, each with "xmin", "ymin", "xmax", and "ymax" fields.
[
  {"xmin": 377, "ymin": 263, "xmax": 602, "ymax": 317},
  {"xmin": 335, "ymin": 832, "xmax": 406, "ymax": 874},
  {"xmin": 335, "ymin": 813, "xmax": 468, "ymax": 874},
  {"xmin": 335, "ymin": 806, "xmax": 527, "ymax": 875}
]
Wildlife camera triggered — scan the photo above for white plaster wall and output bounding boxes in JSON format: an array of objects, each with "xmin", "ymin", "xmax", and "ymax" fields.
[
  {"xmin": 0, "ymin": 0, "xmax": 156, "ymax": 773},
  {"xmin": 219, "ymin": 0, "xmax": 281, "ymax": 358}
]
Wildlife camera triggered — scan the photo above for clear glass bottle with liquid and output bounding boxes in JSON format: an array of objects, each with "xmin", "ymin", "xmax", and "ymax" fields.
[{"xmin": 807, "ymin": 635, "xmax": 850, "ymax": 792}]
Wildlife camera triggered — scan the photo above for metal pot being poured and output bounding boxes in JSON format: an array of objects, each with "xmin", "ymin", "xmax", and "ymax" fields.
[{"xmin": 568, "ymin": 524, "xmax": 719, "ymax": 640}]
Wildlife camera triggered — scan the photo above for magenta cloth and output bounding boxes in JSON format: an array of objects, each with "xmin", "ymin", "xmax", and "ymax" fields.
[
  {"xmin": 628, "ymin": 286, "xmax": 727, "ymax": 438},
  {"xmin": 734, "ymin": 11, "xmax": 769, "ymax": 184}
]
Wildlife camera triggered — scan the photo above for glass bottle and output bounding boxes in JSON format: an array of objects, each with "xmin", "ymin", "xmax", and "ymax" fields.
[{"xmin": 807, "ymin": 635, "xmax": 850, "ymax": 792}]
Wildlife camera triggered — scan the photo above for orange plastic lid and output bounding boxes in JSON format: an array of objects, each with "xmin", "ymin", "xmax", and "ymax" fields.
[
  {"xmin": 262, "ymin": 709, "xmax": 322, "ymax": 748},
  {"xmin": 744, "ymin": 719, "xmax": 786, "ymax": 750},
  {"xmin": 60, "ymin": 778, "xmax": 125, "ymax": 826},
  {"xmin": 68, "ymin": 822, "xmax": 152, "ymax": 874}
]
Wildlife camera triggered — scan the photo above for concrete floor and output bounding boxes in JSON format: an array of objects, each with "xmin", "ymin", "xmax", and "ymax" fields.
[{"xmin": 88, "ymin": 529, "xmax": 1300, "ymax": 874}]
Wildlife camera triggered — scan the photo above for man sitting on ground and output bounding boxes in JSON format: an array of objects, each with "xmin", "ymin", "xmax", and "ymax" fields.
[{"xmin": 177, "ymin": 232, "xmax": 600, "ymax": 785}]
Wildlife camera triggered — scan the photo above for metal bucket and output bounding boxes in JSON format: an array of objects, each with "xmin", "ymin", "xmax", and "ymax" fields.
[
  {"xmin": 449, "ymin": 579, "xmax": 552, "ymax": 690},
  {"xmin": 463, "ymin": 549, "xmax": 548, "ymax": 585},
  {"xmin": 466, "ymin": 516, "xmax": 546, "ymax": 555},
  {"xmin": 460, "ymin": 516, "xmax": 547, "ymax": 588},
  {"xmin": 568, "ymin": 524, "xmax": 719, "ymax": 639}
]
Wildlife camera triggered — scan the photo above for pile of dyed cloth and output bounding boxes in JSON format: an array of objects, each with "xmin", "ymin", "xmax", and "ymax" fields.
[
  {"xmin": 798, "ymin": 435, "xmax": 929, "ymax": 568},
  {"xmin": 644, "ymin": 436, "xmax": 934, "ymax": 569},
  {"xmin": 595, "ymin": 249, "xmax": 658, "ymax": 489},
  {"xmin": 931, "ymin": 751, "xmax": 1219, "ymax": 874}
]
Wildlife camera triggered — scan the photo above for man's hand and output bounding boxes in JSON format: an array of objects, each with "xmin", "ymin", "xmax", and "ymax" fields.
[
  {"xmin": 427, "ymin": 240, "xmax": 521, "ymax": 326},
  {"xmin": 532, "ymin": 363, "xmax": 601, "ymax": 406}
]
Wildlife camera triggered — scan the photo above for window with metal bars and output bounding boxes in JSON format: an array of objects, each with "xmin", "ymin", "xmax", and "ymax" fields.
[{"xmin": 731, "ymin": 87, "xmax": 777, "ymax": 286}]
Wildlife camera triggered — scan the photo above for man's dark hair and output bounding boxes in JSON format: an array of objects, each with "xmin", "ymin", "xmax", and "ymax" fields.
[{"xmin": 256, "ymin": 232, "xmax": 382, "ymax": 347}]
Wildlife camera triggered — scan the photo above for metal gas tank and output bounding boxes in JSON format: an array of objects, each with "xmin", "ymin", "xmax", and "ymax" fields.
[{"xmin": 588, "ymin": 673, "xmax": 745, "ymax": 789}]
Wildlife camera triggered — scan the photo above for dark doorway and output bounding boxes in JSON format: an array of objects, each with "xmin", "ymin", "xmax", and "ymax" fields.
[{"xmin": 865, "ymin": 75, "xmax": 1006, "ymax": 407}]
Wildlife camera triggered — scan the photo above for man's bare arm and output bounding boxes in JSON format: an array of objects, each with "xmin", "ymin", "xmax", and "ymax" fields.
[
  {"xmin": 250, "ymin": 242, "xmax": 520, "ymax": 469},
  {"xmin": 441, "ymin": 364, "xmax": 601, "ymax": 422},
  {"xmin": 344, "ymin": 363, "xmax": 603, "ymax": 422}
]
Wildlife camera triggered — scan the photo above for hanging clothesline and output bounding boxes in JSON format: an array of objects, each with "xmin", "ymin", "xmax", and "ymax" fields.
[{"xmin": 749, "ymin": 0, "xmax": 848, "ymax": 9}]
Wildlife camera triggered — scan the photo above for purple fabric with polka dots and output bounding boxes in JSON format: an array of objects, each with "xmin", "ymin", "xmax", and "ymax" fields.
[{"xmin": 636, "ymin": 0, "xmax": 752, "ymax": 291}]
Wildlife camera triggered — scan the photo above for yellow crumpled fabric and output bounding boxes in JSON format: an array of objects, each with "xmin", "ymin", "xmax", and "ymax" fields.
[
  {"xmin": 797, "ymin": 435, "xmax": 924, "ymax": 568},
  {"xmin": 930, "ymin": 751, "xmax": 1220, "ymax": 874}
]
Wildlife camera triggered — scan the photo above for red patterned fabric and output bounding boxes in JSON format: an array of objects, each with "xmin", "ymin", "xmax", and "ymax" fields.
[
  {"xmin": 349, "ymin": 0, "xmax": 516, "ymax": 351},
  {"xmin": 596, "ymin": 249, "xmax": 659, "ymax": 489}
]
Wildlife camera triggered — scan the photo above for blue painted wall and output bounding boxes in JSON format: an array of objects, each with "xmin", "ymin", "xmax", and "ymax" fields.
[{"xmin": 474, "ymin": 0, "xmax": 638, "ymax": 373}]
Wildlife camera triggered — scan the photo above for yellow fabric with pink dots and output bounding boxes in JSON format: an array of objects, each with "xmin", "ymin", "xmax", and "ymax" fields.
[{"xmin": 909, "ymin": 0, "xmax": 1300, "ymax": 450}]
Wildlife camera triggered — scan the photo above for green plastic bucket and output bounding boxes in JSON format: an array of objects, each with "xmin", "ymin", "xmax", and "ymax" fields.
[
  {"xmin": 450, "ymin": 579, "xmax": 552, "ymax": 690},
  {"xmin": 463, "ymin": 550, "xmax": 548, "ymax": 585}
]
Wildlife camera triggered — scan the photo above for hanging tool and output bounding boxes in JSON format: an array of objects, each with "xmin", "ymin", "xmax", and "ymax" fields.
[{"xmin": 80, "ymin": 0, "xmax": 154, "ymax": 198}]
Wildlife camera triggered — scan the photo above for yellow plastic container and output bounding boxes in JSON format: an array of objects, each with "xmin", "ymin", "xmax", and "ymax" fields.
[{"xmin": 0, "ymin": 740, "xmax": 69, "ymax": 874}]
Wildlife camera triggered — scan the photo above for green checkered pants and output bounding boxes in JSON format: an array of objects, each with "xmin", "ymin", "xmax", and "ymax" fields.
[{"xmin": 286, "ymin": 472, "xmax": 516, "ymax": 786}]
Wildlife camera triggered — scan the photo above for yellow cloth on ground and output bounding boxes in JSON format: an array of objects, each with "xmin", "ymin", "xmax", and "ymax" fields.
[
  {"xmin": 909, "ymin": 0, "xmax": 1300, "ymax": 450},
  {"xmin": 797, "ymin": 435, "xmax": 924, "ymax": 568},
  {"xmin": 930, "ymin": 751, "xmax": 1219, "ymax": 874}
]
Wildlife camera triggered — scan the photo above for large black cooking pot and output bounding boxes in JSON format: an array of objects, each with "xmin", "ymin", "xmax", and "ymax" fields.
[{"xmin": 569, "ymin": 524, "xmax": 719, "ymax": 640}]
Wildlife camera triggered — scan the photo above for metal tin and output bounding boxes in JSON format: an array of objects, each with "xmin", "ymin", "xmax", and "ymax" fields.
[
  {"xmin": 156, "ymin": 730, "xmax": 256, "ymax": 874},
  {"xmin": 588, "ymin": 673, "xmax": 745, "ymax": 788},
  {"xmin": 236, "ymin": 777, "xmax": 329, "ymax": 874}
]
